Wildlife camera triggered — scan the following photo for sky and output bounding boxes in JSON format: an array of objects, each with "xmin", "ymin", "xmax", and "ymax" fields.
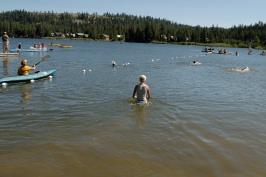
[{"xmin": 1, "ymin": 0, "xmax": 266, "ymax": 28}]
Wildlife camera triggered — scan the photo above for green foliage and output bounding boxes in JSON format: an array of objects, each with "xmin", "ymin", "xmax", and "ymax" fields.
[{"xmin": 0, "ymin": 10, "xmax": 266, "ymax": 49}]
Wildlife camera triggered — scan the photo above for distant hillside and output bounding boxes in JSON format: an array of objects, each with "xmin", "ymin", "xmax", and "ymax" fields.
[{"xmin": 0, "ymin": 10, "xmax": 266, "ymax": 48}]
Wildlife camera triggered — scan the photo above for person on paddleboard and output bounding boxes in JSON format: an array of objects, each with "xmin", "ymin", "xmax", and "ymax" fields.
[
  {"xmin": 132, "ymin": 75, "xmax": 151, "ymax": 104},
  {"xmin": 18, "ymin": 59, "xmax": 36, "ymax": 75},
  {"xmin": 2, "ymin": 32, "xmax": 10, "ymax": 53},
  {"xmin": 17, "ymin": 43, "xmax": 22, "ymax": 50}
]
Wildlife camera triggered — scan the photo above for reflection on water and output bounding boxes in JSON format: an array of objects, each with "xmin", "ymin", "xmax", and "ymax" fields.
[
  {"xmin": 28, "ymin": 52, "xmax": 48, "ymax": 58},
  {"xmin": 2, "ymin": 57, "xmax": 9, "ymax": 67},
  {"xmin": 1, "ymin": 57, "xmax": 10, "ymax": 75},
  {"xmin": 20, "ymin": 84, "xmax": 31, "ymax": 104}
]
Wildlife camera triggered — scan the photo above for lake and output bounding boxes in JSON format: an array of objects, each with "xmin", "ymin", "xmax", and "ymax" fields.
[{"xmin": 1, "ymin": 38, "xmax": 266, "ymax": 177}]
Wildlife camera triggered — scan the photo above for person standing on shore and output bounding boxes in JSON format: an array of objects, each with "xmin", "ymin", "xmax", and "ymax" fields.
[
  {"xmin": 2, "ymin": 32, "xmax": 10, "ymax": 53},
  {"xmin": 132, "ymin": 75, "xmax": 151, "ymax": 104}
]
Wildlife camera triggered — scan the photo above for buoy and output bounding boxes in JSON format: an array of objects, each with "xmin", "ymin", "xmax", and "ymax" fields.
[
  {"xmin": 83, "ymin": 70, "xmax": 86, "ymax": 73},
  {"xmin": 89, "ymin": 69, "xmax": 92, "ymax": 72},
  {"xmin": 1, "ymin": 82, "xmax": 7, "ymax": 86},
  {"xmin": 30, "ymin": 79, "xmax": 35, "ymax": 83},
  {"xmin": 49, "ymin": 75, "xmax": 53, "ymax": 79}
]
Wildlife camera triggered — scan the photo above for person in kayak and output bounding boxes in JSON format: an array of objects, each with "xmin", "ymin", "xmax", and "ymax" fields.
[
  {"xmin": 132, "ymin": 74, "xmax": 151, "ymax": 104},
  {"xmin": 18, "ymin": 59, "xmax": 36, "ymax": 75}
]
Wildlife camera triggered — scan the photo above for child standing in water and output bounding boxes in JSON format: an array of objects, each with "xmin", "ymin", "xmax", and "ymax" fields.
[{"xmin": 132, "ymin": 75, "xmax": 151, "ymax": 104}]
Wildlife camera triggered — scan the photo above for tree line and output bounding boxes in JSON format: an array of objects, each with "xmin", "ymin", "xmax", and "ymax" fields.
[{"xmin": 0, "ymin": 10, "xmax": 266, "ymax": 49}]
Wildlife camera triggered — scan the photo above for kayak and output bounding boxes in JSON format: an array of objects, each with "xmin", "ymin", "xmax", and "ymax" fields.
[
  {"xmin": 48, "ymin": 43, "xmax": 60, "ymax": 46},
  {"xmin": 0, "ymin": 70, "xmax": 56, "ymax": 85},
  {"xmin": 9, "ymin": 47, "xmax": 48, "ymax": 53},
  {"xmin": 58, "ymin": 45, "xmax": 72, "ymax": 48}
]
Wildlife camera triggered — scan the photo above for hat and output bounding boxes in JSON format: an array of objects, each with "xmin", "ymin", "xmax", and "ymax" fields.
[{"xmin": 139, "ymin": 75, "xmax": 146, "ymax": 83}]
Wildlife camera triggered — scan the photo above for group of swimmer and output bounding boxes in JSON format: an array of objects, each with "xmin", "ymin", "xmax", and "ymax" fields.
[
  {"xmin": 211, "ymin": 48, "xmax": 266, "ymax": 56},
  {"xmin": 15, "ymin": 43, "xmax": 47, "ymax": 50},
  {"xmin": 202, "ymin": 47, "xmax": 232, "ymax": 54},
  {"xmin": 33, "ymin": 43, "xmax": 47, "ymax": 49},
  {"xmin": 110, "ymin": 56, "xmax": 250, "ymax": 104},
  {"xmin": 218, "ymin": 49, "xmax": 229, "ymax": 54},
  {"xmin": 202, "ymin": 47, "xmax": 214, "ymax": 52},
  {"xmin": 235, "ymin": 50, "xmax": 266, "ymax": 56},
  {"xmin": 192, "ymin": 60, "xmax": 248, "ymax": 71}
]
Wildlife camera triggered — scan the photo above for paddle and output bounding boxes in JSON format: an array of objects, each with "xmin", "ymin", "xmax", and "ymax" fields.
[{"xmin": 33, "ymin": 55, "xmax": 51, "ymax": 67}]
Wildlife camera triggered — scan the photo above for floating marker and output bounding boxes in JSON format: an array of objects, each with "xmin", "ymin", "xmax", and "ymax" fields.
[
  {"xmin": 1, "ymin": 82, "xmax": 7, "ymax": 86},
  {"xmin": 30, "ymin": 79, "xmax": 35, "ymax": 83}
]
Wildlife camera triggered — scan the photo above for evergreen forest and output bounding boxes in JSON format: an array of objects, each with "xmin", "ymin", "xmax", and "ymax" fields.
[{"xmin": 0, "ymin": 10, "xmax": 266, "ymax": 49}]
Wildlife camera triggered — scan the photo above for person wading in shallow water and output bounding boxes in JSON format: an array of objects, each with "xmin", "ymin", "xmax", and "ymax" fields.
[{"xmin": 132, "ymin": 74, "xmax": 151, "ymax": 104}]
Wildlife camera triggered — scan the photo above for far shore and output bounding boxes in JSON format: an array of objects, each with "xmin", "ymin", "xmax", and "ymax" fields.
[{"xmin": 12, "ymin": 37, "xmax": 266, "ymax": 50}]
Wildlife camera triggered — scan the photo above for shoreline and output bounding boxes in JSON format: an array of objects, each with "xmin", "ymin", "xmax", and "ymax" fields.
[{"xmin": 11, "ymin": 37, "xmax": 266, "ymax": 50}]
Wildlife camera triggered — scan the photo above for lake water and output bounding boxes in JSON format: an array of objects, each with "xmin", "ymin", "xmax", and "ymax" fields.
[{"xmin": 1, "ymin": 38, "xmax": 266, "ymax": 177}]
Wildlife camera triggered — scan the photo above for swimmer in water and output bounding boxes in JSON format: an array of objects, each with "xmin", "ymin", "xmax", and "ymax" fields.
[
  {"xmin": 192, "ymin": 61, "xmax": 201, "ymax": 65},
  {"xmin": 112, "ymin": 61, "xmax": 117, "ymax": 67},
  {"xmin": 241, "ymin": 67, "xmax": 249, "ymax": 71}
]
